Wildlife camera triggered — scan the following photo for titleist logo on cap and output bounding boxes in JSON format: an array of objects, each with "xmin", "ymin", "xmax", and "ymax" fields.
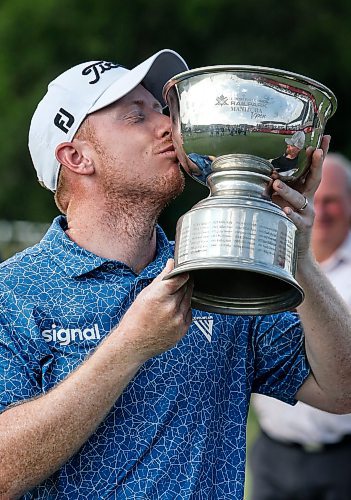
[{"xmin": 81, "ymin": 61, "xmax": 123, "ymax": 84}]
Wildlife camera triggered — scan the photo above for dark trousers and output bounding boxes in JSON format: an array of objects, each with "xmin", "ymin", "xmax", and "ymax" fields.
[{"xmin": 249, "ymin": 431, "xmax": 351, "ymax": 500}]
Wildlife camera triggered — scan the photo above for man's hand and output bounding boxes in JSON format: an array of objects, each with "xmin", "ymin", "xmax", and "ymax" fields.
[
  {"xmin": 271, "ymin": 135, "xmax": 331, "ymax": 260},
  {"xmin": 117, "ymin": 259, "xmax": 193, "ymax": 363}
]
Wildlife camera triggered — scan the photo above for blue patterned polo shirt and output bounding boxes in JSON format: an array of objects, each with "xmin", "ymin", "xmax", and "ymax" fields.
[{"xmin": 0, "ymin": 216, "xmax": 309, "ymax": 499}]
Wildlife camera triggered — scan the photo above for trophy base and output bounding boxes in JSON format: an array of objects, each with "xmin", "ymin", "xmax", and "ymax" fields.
[
  {"xmin": 166, "ymin": 192, "xmax": 304, "ymax": 316},
  {"xmin": 167, "ymin": 262, "xmax": 303, "ymax": 315}
]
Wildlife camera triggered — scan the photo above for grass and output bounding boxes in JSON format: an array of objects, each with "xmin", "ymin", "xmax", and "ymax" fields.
[{"xmin": 245, "ymin": 404, "xmax": 260, "ymax": 499}]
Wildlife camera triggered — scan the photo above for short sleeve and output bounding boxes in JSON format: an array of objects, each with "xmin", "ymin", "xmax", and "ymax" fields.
[
  {"xmin": 251, "ymin": 311, "xmax": 310, "ymax": 405},
  {"xmin": 0, "ymin": 303, "xmax": 43, "ymax": 413}
]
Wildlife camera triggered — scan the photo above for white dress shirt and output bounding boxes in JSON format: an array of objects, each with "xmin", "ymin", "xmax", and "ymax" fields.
[{"xmin": 252, "ymin": 232, "xmax": 351, "ymax": 445}]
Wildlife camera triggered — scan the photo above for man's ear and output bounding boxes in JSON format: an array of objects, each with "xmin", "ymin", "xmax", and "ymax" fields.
[{"xmin": 55, "ymin": 141, "xmax": 95, "ymax": 176}]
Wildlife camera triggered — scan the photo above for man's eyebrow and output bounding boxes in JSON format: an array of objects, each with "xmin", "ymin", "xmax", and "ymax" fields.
[{"xmin": 129, "ymin": 99, "xmax": 163, "ymax": 112}]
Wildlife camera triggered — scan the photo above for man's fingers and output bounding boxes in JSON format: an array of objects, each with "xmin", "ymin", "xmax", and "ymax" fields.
[
  {"xmin": 274, "ymin": 138, "xmax": 330, "ymax": 207},
  {"xmin": 154, "ymin": 259, "xmax": 190, "ymax": 294},
  {"xmin": 303, "ymin": 136, "xmax": 331, "ymax": 194},
  {"xmin": 273, "ymin": 180, "xmax": 311, "ymax": 210},
  {"xmin": 154, "ymin": 259, "xmax": 178, "ymax": 283},
  {"xmin": 175, "ymin": 278, "xmax": 193, "ymax": 326},
  {"xmin": 305, "ymin": 135, "xmax": 330, "ymax": 162},
  {"xmin": 179, "ymin": 276, "xmax": 194, "ymax": 307},
  {"xmin": 302, "ymin": 149, "xmax": 323, "ymax": 196},
  {"xmin": 320, "ymin": 135, "xmax": 331, "ymax": 157},
  {"xmin": 156, "ymin": 258, "xmax": 174, "ymax": 278}
]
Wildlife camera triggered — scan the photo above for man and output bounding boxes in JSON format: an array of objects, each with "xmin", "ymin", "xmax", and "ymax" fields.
[
  {"xmin": 271, "ymin": 130, "xmax": 306, "ymax": 175},
  {"xmin": 251, "ymin": 152, "xmax": 351, "ymax": 500},
  {"xmin": 0, "ymin": 50, "xmax": 351, "ymax": 499}
]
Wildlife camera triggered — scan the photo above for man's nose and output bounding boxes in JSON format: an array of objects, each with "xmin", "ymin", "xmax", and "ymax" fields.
[{"xmin": 155, "ymin": 112, "xmax": 172, "ymax": 138}]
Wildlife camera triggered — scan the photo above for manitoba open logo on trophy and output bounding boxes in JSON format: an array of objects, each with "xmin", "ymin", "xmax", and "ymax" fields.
[{"xmin": 163, "ymin": 66, "xmax": 336, "ymax": 315}]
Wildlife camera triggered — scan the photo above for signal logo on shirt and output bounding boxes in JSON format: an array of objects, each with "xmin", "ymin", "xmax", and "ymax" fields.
[{"xmin": 41, "ymin": 323, "xmax": 101, "ymax": 346}]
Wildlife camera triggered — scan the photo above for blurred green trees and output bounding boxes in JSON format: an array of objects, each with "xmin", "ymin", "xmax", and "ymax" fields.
[{"xmin": 1, "ymin": 0, "xmax": 350, "ymax": 237}]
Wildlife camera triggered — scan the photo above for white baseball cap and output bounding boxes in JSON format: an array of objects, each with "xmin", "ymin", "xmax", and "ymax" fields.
[
  {"xmin": 285, "ymin": 130, "xmax": 306, "ymax": 150},
  {"xmin": 28, "ymin": 49, "xmax": 188, "ymax": 192}
]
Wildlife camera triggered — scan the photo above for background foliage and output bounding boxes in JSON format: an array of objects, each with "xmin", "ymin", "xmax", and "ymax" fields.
[{"xmin": 1, "ymin": 0, "xmax": 350, "ymax": 238}]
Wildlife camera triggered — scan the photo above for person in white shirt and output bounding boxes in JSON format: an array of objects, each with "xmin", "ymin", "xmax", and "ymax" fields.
[{"xmin": 250, "ymin": 152, "xmax": 351, "ymax": 500}]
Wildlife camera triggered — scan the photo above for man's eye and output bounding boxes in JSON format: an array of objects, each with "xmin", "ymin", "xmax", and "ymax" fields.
[{"xmin": 130, "ymin": 113, "xmax": 145, "ymax": 122}]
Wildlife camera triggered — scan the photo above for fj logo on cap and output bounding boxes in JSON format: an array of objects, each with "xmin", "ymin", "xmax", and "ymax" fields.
[
  {"xmin": 54, "ymin": 108, "xmax": 75, "ymax": 133},
  {"xmin": 82, "ymin": 61, "xmax": 123, "ymax": 84}
]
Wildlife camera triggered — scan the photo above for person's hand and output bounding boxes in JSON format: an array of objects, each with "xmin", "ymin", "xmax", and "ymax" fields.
[
  {"xmin": 270, "ymin": 135, "xmax": 331, "ymax": 260},
  {"xmin": 117, "ymin": 259, "xmax": 193, "ymax": 363}
]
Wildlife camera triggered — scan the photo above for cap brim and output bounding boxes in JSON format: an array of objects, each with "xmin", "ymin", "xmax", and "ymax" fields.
[{"xmin": 89, "ymin": 49, "xmax": 188, "ymax": 113}]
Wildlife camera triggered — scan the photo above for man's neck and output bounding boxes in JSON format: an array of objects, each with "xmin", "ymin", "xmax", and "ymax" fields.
[{"xmin": 65, "ymin": 204, "xmax": 158, "ymax": 274}]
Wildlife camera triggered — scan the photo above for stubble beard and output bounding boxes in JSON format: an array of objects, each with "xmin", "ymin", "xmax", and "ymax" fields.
[{"xmin": 101, "ymin": 159, "xmax": 185, "ymax": 239}]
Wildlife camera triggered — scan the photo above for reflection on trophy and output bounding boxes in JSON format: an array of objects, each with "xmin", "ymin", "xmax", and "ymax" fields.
[
  {"xmin": 163, "ymin": 66, "xmax": 337, "ymax": 315},
  {"xmin": 270, "ymin": 131, "xmax": 306, "ymax": 176}
]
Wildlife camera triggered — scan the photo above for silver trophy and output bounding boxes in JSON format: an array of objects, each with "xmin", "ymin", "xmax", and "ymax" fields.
[{"xmin": 163, "ymin": 66, "xmax": 337, "ymax": 315}]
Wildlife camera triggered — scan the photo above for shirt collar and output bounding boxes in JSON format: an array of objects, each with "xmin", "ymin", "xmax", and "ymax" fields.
[
  {"xmin": 139, "ymin": 224, "xmax": 175, "ymax": 280},
  {"xmin": 40, "ymin": 215, "xmax": 174, "ymax": 278}
]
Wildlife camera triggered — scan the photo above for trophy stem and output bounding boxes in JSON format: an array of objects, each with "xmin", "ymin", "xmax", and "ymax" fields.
[{"xmin": 207, "ymin": 154, "xmax": 273, "ymax": 199}]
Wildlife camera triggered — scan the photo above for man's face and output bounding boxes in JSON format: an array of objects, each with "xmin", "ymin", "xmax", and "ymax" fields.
[
  {"xmin": 286, "ymin": 144, "xmax": 301, "ymax": 158},
  {"xmin": 312, "ymin": 158, "xmax": 351, "ymax": 251},
  {"xmin": 84, "ymin": 84, "xmax": 184, "ymax": 209}
]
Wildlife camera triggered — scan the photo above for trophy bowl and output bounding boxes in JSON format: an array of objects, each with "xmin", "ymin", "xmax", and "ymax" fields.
[{"xmin": 163, "ymin": 66, "xmax": 337, "ymax": 315}]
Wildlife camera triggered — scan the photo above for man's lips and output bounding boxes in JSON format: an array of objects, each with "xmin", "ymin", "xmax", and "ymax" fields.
[
  {"xmin": 158, "ymin": 143, "xmax": 175, "ymax": 153},
  {"xmin": 157, "ymin": 143, "xmax": 178, "ymax": 159}
]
